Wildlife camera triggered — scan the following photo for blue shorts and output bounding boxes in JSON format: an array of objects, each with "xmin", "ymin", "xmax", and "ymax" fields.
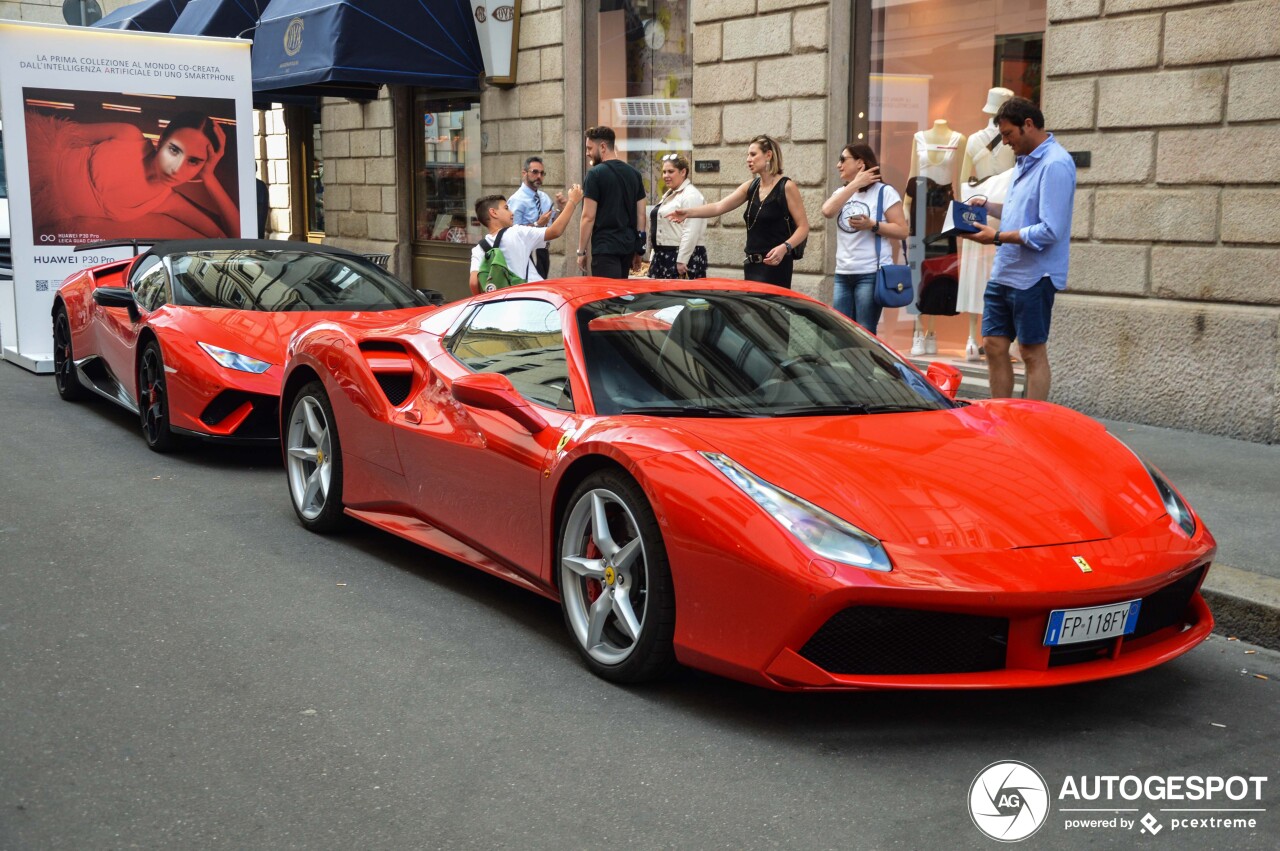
[{"xmin": 982, "ymin": 277, "xmax": 1056, "ymax": 345}]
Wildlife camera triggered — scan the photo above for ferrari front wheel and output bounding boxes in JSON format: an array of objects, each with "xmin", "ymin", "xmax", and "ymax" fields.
[
  {"xmin": 138, "ymin": 340, "xmax": 183, "ymax": 452},
  {"xmin": 285, "ymin": 381, "xmax": 347, "ymax": 533},
  {"xmin": 558, "ymin": 471, "xmax": 676, "ymax": 683},
  {"xmin": 53, "ymin": 305, "xmax": 87, "ymax": 401}
]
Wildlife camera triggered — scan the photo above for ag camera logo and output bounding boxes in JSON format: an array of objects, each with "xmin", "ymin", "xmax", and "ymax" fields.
[{"xmin": 969, "ymin": 761, "xmax": 1051, "ymax": 842}]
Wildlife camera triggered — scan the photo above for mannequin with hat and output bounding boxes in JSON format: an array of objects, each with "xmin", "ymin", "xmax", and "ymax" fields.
[{"xmin": 956, "ymin": 87, "xmax": 1016, "ymax": 361}]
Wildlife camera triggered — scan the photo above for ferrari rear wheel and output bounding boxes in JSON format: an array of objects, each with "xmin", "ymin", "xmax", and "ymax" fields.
[
  {"xmin": 138, "ymin": 340, "xmax": 184, "ymax": 452},
  {"xmin": 53, "ymin": 305, "xmax": 87, "ymax": 401},
  {"xmin": 558, "ymin": 470, "xmax": 676, "ymax": 683},
  {"xmin": 286, "ymin": 381, "xmax": 347, "ymax": 533}
]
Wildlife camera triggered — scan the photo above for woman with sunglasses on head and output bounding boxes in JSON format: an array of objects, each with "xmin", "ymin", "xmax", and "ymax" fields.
[
  {"xmin": 668, "ymin": 134, "xmax": 809, "ymax": 288},
  {"xmin": 648, "ymin": 154, "xmax": 708, "ymax": 279},
  {"xmin": 821, "ymin": 143, "xmax": 908, "ymax": 334}
]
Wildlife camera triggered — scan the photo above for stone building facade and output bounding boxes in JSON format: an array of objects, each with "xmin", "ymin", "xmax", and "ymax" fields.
[
  {"xmin": 3, "ymin": 0, "xmax": 1278, "ymax": 442},
  {"xmin": 1043, "ymin": 0, "xmax": 1280, "ymax": 442}
]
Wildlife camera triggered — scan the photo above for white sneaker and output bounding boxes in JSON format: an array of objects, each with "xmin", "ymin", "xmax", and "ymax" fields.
[
  {"xmin": 965, "ymin": 337, "xmax": 980, "ymax": 362},
  {"xmin": 924, "ymin": 333, "xmax": 937, "ymax": 355},
  {"xmin": 910, "ymin": 332, "xmax": 925, "ymax": 356}
]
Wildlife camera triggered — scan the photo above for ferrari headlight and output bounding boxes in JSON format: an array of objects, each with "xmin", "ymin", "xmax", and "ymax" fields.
[
  {"xmin": 1113, "ymin": 436, "xmax": 1197, "ymax": 539},
  {"xmin": 701, "ymin": 452, "xmax": 892, "ymax": 572},
  {"xmin": 198, "ymin": 342, "xmax": 272, "ymax": 374},
  {"xmin": 1145, "ymin": 462, "xmax": 1197, "ymax": 539}
]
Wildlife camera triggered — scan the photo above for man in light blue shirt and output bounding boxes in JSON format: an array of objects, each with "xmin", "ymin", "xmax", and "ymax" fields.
[
  {"xmin": 962, "ymin": 97, "xmax": 1076, "ymax": 401},
  {"xmin": 508, "ymin": 156, "xmax": 565, "ymax": 278}
]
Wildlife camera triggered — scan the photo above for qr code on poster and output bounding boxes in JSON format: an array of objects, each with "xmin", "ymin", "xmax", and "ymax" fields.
[{"xmin": 35, "ymin": 280, "xmax": 50, "ymax": 292}]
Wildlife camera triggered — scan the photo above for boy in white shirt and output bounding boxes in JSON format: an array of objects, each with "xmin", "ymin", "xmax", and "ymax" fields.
[{"xmin": 469, "ymin": 186, "xmax": 583, "ymax": 295}]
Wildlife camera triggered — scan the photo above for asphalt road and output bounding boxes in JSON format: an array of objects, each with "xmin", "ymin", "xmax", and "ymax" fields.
[{"xmin": 2, "ymin": 363, "xmax": 1277, "ymax": 850}]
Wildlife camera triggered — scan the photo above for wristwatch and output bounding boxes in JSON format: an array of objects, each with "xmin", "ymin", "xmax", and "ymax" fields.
[
  {"xmin": 576, "ymin": 249, "xmax": 588, "ymax": 256},
  {"xmin": 992, "ymin": 232, "xmax": 1003, "ymax": 247},
  {"xmin": 871, "ymin": 221, "xmax": 880, "ymax": 234},
  {"xmin": 784, "ymin": 241, "xmax": 794, "ymax": 255}
]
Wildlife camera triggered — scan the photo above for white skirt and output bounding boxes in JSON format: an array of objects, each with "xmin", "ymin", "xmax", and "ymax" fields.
[{"xmin": 956, "ymin": 215, "xmax": 1000, "ymax": 315}]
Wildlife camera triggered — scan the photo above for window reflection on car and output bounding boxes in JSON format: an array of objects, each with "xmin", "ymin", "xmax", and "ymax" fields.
[
  {"xmin": 578, "ymin": 291, "xmax": 956, "ymax": 417},
  {"xmin": 168, "ymin": 250, "xmax": 420, "ymax": 312}
]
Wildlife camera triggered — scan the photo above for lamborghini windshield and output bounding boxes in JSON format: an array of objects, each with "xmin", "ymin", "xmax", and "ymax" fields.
[
  {"xmin": 168, "ymin": 250, "xmax": 420, "ymax": 311},
  {"xmin": 578, "ymin": 291, "xmax": 956, "ymax": 417}
]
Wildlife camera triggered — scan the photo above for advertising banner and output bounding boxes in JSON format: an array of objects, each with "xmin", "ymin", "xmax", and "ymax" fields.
[{"xmin": 0, "ymin": 21, "xmax": 254, "ymax": 373}]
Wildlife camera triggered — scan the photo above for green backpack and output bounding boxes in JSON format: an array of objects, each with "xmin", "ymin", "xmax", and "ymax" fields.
[{"xmin": 477, "ymin": 228, "xmax": 525, "ymax": 292}]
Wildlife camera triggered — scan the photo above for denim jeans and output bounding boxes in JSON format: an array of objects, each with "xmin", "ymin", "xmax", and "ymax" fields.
[{"xmin": 833, "ymin": 272, "xmax": 881, "ymax": 334}]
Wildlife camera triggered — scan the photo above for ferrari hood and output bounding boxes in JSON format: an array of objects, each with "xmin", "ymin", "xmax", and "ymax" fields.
[
  {"xmin": 672, "ymin": 401, "xmax": 1168, "ymax": 550},
  {"xmin": 175, "ymin": 307, "xmax": 427, "ymax": 365}
]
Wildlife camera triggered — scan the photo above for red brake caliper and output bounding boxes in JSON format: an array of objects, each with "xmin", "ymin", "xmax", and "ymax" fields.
[{"xmin": 584, "ymin": 539, "xmax": 603, "ymax": 604}]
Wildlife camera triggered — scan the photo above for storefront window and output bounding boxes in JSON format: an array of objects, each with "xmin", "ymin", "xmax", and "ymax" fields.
[
  {"xmin": 863, "ymin": 0, "xmax": 1045, "ymax": 365},
  {"xmin": 413, "ymin": 95, "xmax": 482, "ymax": 244},
  {"xmin": 591, "ymin": 0, "xmax": 694, "ymax": 199}
]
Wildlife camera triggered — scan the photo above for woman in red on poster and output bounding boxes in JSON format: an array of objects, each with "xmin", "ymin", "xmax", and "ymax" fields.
[{"xmin": 26, "ymin": 110, "xmax": 240, "ymax": 242}]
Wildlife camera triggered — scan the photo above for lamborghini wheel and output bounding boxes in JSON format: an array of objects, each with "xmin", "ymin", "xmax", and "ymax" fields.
[
  {"xmin": 286, "ymin": 381, "xmax": 347, "ymax": 533},
  {"xmin": 138, "ymin": 340, "xmax": 183, "ymax": 452},
  {"xmin": 558, "ymin": 470, "xmax": 676, "ymax": 683},
  {"xmin": 53, "ymin": 305, "xmax": 87, "ymax": 401}
]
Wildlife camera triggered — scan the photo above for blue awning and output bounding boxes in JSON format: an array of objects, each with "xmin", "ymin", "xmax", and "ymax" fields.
[
  {"xmin": 252, "ymin": 0, "xmax": 483, "ymax": 94},
  {"xmin": 93, "ymin": 0, "xmax": 191, "ymax": 31},
  {"xmin": 169, "ymin": 0, "xmax": 258, "ymax": 37}
]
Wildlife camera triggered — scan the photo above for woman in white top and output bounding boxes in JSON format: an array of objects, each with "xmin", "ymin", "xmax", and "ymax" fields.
[
  {"xmin": 648, "ymin": 154, "xmax": 708, "ymax": 279},
  {"xmin": 821, "ymin": 144, "xmax": 908, "ymax": 334}
]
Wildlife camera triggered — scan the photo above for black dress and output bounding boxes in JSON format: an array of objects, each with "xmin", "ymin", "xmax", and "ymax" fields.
[{"xmin": 743, "ymin": 176, "xmax": 795, "ymax": 288}]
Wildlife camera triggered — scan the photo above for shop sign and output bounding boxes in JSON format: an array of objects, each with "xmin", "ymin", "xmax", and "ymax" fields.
[{"xmin": 471, "ymin": 1, "xmax": 521, "ymax": 85}]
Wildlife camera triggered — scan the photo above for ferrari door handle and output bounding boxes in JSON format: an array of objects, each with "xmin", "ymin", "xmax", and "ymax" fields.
[{"xmin": 402, "ymin": 410, "xmax": 422, "ymax": 424}]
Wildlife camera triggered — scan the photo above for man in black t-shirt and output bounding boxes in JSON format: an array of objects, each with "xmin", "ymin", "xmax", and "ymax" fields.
[{"xmin": 577, "ymin": 125, "xmax": 647, "ymax": 279}]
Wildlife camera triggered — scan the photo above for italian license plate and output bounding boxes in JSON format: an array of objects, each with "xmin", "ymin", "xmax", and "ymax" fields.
[{"xmin": 1044, "ymin": 600, "xmax": 1142, "ymax": 646}]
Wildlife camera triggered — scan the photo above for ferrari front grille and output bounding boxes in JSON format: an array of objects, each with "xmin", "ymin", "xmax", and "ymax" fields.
[
  {"xmin": 800, "ymin": 607, "xmax": 1009, "ymax": 675},
  {"xmin": 1048, "ymin": 565, "xmax": 1207, "ymax": 667}
]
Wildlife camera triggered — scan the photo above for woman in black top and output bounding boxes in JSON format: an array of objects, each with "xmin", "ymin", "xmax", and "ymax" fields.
[{"xmin": 667, "ymin": 135, "xmax": 810, "ymax": 288}]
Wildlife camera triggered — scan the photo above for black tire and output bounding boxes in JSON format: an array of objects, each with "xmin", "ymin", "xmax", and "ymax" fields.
[
  {"xmin": 284, "ymin": 381, "xmax": 348, "ymax": 533},
  {"xmin": 52, "ymin": 305, "xmax": 87, "ymax": 401},
  {"xmin": 138, "ymin": 340, "xmax": 184, "ymax": 452},
  {"xmin": 557, "ymin": 469, "xmax": 676, "ymax": 683}
]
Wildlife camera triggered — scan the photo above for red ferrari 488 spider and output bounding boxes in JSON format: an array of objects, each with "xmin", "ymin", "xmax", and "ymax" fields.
[
  {"xmin": 52, "ymin": 239, "xmax": 437, "ymax": 450},
  {"xmin": 280, "ymin": 278, "xmax": 1216, "ymax": 690}
]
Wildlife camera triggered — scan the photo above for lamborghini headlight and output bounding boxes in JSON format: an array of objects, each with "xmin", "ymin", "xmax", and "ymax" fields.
[
  {"xmin": 701, "ymin": 452, "xmax": 892, "ymax": 572},
  {"xmin": 198, "ymin": 342, "xmax": 272, "ymax": 374}
]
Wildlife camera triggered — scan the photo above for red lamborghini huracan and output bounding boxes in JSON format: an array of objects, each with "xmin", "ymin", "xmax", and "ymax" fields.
[
  {"xmin": 52, "ymin": 240, "xmax": 436, "ymax": 451},
  {"xmin": 279, "ymin": 278, "xmax": 1216, "ymax": 690}
]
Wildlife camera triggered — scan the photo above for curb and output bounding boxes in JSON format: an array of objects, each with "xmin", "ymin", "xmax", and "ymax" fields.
[{"xmin": 1202, "ymin": 564, "xmax": 1280, "ymax": 651}]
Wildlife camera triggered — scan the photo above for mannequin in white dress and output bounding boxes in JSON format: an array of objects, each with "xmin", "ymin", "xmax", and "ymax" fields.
[
  {"xmin": 905, "ymin": 119, "xmax": 964, "ymax": 356},
  {"xmin": 957, "ymin": 87, "xmax": 1016, "ymax": 360}
]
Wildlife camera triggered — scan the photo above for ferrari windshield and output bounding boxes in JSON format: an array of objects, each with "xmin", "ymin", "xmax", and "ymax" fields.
[
  {"xmin": 578, "ymin": 291, "xmax": 956, "ymax": 417},
  {"xmin": 167, "ymin": 250, "xmax": 420, "ymax": 311}
]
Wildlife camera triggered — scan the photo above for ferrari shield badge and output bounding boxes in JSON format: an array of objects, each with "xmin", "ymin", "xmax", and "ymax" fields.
[{"xmin": 1073, "ymin": 556, "xmax": 1093, "ymax": 573}]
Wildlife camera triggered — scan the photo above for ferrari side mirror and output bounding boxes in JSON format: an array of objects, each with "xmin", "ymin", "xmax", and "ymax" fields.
[
  {"xmin": 926, "ymin": 362, "xmax": 963, "ymax": 400},
  {"xmin": 451, "ymin": 372, "xmax": 549, "ymax": 434}
]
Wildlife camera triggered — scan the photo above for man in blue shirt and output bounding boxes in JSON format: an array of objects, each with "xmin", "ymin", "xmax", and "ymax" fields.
[
  {"xmin": 508, "ymin": 156, "xmax": 565, "ymax": 278},
  {"xmin": 962, "ymin": 97, "xmax": 1076, "ymax": 401}
]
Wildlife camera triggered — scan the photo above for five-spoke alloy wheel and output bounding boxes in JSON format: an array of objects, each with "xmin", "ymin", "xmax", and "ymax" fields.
[
  {"xmin": 558, "ymin": 470, "xmax": 675, "ymax": 683},
  {"xmin": 286, "ymin": 381, "xmax": 347, "ymax": 532}
]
